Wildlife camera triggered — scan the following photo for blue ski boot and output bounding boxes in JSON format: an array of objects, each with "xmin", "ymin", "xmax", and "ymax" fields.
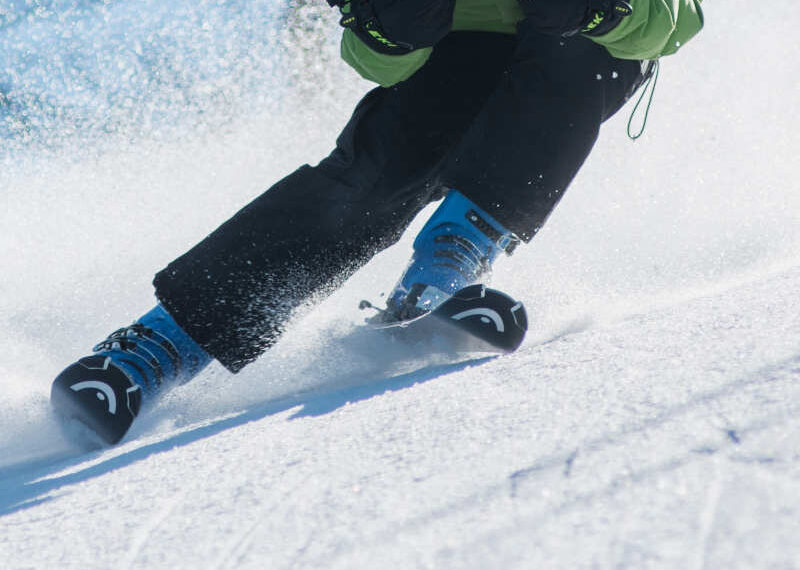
[
  {"xmin": 384, "ymin": 190, "xmax": 520, "ymax": 322},
  {"xmin": 51, "ymin": 304, "xmax": 212, "ymax": 446}
]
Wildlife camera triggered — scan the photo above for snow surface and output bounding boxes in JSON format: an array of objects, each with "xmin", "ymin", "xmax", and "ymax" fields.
[{"xmin": 2, "ymin": 1, "xmax": 800, "ymax": 568}]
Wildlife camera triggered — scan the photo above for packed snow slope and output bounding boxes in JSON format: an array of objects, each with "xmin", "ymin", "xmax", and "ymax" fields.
[{"xmin": 2, "ymin": 2, "xmax": 799, "ymax": 568}]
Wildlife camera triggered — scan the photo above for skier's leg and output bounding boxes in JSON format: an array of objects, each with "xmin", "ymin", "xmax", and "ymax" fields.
[
  {"xmin": 152, "ymin": 32, "xmax": 517, "ymax": 372},
  {"xmin": 441, "ymin": 19, "xmax": 652, "ymax": 242},
  {"xmin": 51, "ymin": 32, "xmax": 519, "ymax": 445},
  {"xmin": 51, "ymin": 32, "xmax": 523, "ymax": 445},
  {"xmin": 382, "ymin": 24, "xmax": 651, "ymax": 317}
]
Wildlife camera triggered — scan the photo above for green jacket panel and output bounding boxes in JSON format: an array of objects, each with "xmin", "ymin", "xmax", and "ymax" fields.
[
  {"xmin": 340, "ymin": 0, "xmax": 703, "ymax": 87},
  {"xmin": 590, "ymin": 0, "xmax": 704, "ymax": 60},
  {"xmin": 341, "ymin": 30, "xmax": 433, "ymax": 86},
  {"xmin": 451, "ymin": 0, "xmax": 522, "ymax": 33},
  {"xmin": 340, "ymin": 0, "xmax": 520, "ymax": 86}
]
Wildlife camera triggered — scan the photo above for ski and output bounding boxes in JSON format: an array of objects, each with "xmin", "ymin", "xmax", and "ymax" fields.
[
  {"xmin": 363, "ymin": 284, "xmax": 528, "ymax": 354},
  {"xmin": 50, "ymin": 355, "xmax": 142, "ymax": 448}
]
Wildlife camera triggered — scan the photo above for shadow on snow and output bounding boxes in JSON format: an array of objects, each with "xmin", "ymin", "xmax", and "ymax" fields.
[{"xmin": 0, "ymin": 355, "xmax": 495, "ymax": 518}]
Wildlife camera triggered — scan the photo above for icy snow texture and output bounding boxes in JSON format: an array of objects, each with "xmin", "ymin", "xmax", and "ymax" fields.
[{"xmin": 1, "ymin": 1, "xmax": 800, "ymax": 569}]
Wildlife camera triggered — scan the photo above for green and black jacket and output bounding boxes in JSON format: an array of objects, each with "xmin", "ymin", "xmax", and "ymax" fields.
[{"xmin": 342, "ymin": 0, "xmax": 704, "ymax": 86}]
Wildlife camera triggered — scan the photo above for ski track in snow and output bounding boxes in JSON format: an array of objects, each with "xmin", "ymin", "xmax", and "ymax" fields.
[{"xmin": 2, "ymin": 1, "xmax": 800, "ymax": 569}]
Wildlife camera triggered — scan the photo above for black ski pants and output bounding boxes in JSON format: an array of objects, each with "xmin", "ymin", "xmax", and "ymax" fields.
[{"xmin": 154, "ymin": 24, "xmax": 650, "ymax": 372}]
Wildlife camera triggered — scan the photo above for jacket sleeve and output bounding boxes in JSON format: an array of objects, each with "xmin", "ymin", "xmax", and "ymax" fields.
[
  {"xmin": 589, "ymin": 0, "xmax": 704, "ymax": 60},
  {"xmin": 341, "ymin": 28, "xmax": 433, "ymax": 87}
]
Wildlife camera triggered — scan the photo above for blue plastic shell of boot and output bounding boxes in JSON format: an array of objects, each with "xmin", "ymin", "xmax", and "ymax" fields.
[
  {"xmin": 95, "ymin": 304, "xmax": 212, "ymax": 395},
  {"xmin": 137, "ymin": 304, "xmax": 212, "ymax": 382},
  {"xmin": 388, "ymin": 190, "xmax": 516, "ymax": 314}
]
